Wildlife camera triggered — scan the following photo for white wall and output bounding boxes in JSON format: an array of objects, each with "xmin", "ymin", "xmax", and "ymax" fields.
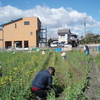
[{"xmin": 58, "ymin": 34, "xmax": 68, "ymax": 44}]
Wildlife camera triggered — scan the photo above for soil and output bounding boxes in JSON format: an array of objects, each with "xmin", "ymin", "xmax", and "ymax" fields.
[
  {"xmin": 84, "ymin": 52, "xmax": 100, "ymax": 100},
  {"xmin": 56, "ymin": 51, "xmax": 100, "ymax": 100}
]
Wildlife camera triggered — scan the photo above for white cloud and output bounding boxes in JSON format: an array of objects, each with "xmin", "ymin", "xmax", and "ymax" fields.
[
  {"xmin": 26, "ymin": 1, "xmax": 29, "ymax": 4},
  {"xmin": 0, "ymin": 5, "xmax": 24, "ymax": 23},
  {"xmin": 0, "ymin": 5, "xmax": 100, "ymax": 38}
]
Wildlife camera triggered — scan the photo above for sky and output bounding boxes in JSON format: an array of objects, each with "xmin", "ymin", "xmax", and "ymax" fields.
[{"xmin": 0, "ymin": 0, "xmax": 100, "ymax": 38}]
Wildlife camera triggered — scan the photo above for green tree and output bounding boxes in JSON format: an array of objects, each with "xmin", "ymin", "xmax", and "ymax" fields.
[
  {"xmin": 68, "ymin": 40, "xmax": 72, "ymax": 45},
  {"xmin": 48, "ymin": 38, "xmax": 53, "ymax": 47},
  {"xmin": 85, "ymin": 33, "xmax": 94, "ymax": 38}
]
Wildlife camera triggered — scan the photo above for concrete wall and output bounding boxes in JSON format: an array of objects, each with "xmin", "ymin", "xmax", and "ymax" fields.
[{"xmin": 78, "ymin": 44, "xmax": 100, "ymax": 56}]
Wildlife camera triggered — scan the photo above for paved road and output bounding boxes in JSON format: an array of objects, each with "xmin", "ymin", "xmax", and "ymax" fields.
[{"xmin": 79, "ymin": 44, "xmax": 100, "ymax": 47}]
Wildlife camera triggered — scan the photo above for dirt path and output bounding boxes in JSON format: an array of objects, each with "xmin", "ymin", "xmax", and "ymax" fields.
[{"xmin": 84, "ymin": 54, "xmax": 100, "ymax": 100}]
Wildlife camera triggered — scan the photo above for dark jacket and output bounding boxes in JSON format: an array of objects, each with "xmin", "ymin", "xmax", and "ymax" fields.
[
  {"xmin": 84, "ymin": 45, "xmax": 89, "ymax": 51},
  {"xmin": 32, "ymin": 70, "xmax": 53, "ymax": 89},
  {"xmin": 0, "ymin": 72, "xmax": 2, "ymax": 77}
]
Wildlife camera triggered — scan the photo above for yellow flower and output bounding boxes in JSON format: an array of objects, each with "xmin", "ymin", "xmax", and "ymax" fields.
[
  {"xmin": 34, "ymin": 69, "xmax": 37, "ymax": 72},
  {"xmin": 13, "ymin": 67, "xmax": 17, "ymax": 70}
]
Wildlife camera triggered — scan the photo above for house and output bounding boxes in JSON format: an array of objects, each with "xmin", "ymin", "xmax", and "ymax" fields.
[
  {"xmin": 58, "ymin": 29, "xmax": 78, "ymax": 47},
  {"xmin": 0, "ymin": 17, "xmax": 47, "ymax": 49},
  {"xmin": 70, "ymin": 33, "xmax": 78, "ymax": 46},
  {"xmin": 58, "ymin": 29, "xmax": 71, "ymax": 44}
]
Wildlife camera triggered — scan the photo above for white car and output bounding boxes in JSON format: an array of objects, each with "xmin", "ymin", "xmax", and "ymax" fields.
[
  {"xmin": 57, "ymin": 43, "xmax": 64, "ymax": 47},
  {"xmin": 64, "ymin": 43, "xmax": 69, "ymax": 47},
  {"xmin": 50, "ymin": 43, "xmax": 57, "ymax": 47}
]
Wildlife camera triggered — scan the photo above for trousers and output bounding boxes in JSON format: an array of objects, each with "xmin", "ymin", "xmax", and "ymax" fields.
[{"xmin": 31, "ymin": 87, "xmax": 48, "ymax": 98}]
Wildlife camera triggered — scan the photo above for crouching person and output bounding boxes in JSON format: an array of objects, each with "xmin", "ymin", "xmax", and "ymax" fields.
[
  {"xmin": 61, "ymin": 52, "xmax": 66, "ymax": 59},
  {"xmin": 84, "ymin": 45, "xmax": 89, "ymax": 55},
  {"xmin": 31, "ymin": 67, "xmax": 56, "ymax": 100}
]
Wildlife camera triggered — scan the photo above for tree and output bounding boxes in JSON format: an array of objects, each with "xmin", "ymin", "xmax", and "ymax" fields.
[
  {"xmin": 79, "ymin": 34, "xmax": 100, "ymax": 44},
  {"xmin": 85, "ymin": 33, "xmax": 94, "ymax": 38},
  {"xmin": 80, "ymin": 36, "xmax": 84, "ymax": 39},
  {"xmin": 48, "ymin": 38, "xmax": 53, "ymax": 47}
]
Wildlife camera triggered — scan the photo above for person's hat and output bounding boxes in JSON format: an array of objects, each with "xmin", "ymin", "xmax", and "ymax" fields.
[{"xmin": 48, "ymin": 67, "xmax": 55, "ymax": 76}]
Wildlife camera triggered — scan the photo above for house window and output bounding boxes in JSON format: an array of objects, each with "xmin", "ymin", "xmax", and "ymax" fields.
[
  {"xmin": 15, "ymin": 23, "xmax": 17, "ymax": 28},
  {"xmin": 30, "ymin": 32, "xmax": 33, "ymax": 35},
  {"xmin": 24, "ymin": 21, "xmax": 30, "ymax": 25},
  {"xmin": 0, "ymin": 39, "xmax": 3, "ymax": 41},
  {"xmin": 61, "ymin": 35, "xmax": 65, "ymax": 38},
  {"xmin": 61, "ymin": 35, "xmax": 65, "ymax": 36}
]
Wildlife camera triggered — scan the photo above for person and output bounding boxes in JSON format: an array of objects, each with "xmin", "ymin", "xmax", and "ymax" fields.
[
  {"xmin": 31, "ymin": 67, "xmax": 55, "ymax": 99},
  {"xmin": 84, "ymin": 45, "xmax": 89, "ymax": 55},
  {"xmin": 42, "ymin": 50, "xmax": 46, "ymax": 55},
  {"xmin": 0, "ymin": 62, "xmax": 2, "ymax": 77},
  {"xmin": 61, "ymin": 52, "xmax": 66, "ymax": 59},
  {"xmin": 0, "ymin": 72, "xmax": 2, "ymax": 77}
]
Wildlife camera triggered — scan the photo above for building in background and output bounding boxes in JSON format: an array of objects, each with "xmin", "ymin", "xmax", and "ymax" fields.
[
  {"xmin": 58, "ymin": 29, "xmax": 78, "ymax": 47},
  {"xmin": 0, "ymin": 17, "xmax": 47, "ymax": 49},
  {"xmin": 58, "ymin": 29, "xmax": 71, "ymax": 44},
  {"xmin": 70, "ymin": 33, "xmax": 78, "ymax": 47}
]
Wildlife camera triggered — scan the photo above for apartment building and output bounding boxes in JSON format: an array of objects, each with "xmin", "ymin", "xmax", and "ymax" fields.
[{"xmin": 0, "ymin": 17, "xmax": 43, "ymax": 49}]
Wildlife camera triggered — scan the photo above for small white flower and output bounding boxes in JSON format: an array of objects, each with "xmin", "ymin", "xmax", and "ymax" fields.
[{"xmin": 0, "ymin": 66, "xmax": 2, "ymax": 68}]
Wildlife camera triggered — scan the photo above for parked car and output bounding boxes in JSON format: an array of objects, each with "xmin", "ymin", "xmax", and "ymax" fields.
[
  {"xmin": 57, "ymin": 43, "xmax": 64, "ymax": 47},
  {"xmin": 64, "ymin": 43, "xmax": 69, "ymax": 47},
  {"xmin": 50, "ymin": 43, "xmax": 57, "ymax": 47}
]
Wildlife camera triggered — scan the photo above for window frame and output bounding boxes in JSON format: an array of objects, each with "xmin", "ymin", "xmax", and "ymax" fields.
[{"xmin": 24, "ymin": 21, "xmax": 30, "ymax": 25}]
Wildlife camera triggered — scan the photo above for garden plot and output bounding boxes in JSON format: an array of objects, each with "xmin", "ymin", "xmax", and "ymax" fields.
[{"xmin": 0, "ymin": 50, "xmax": 98, "ymax": 100}]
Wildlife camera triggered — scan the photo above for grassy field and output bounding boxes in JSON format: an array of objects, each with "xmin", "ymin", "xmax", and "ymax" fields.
[{"xmin": 0, "ymin": 49, "xmax": 96, "ymax": 100}]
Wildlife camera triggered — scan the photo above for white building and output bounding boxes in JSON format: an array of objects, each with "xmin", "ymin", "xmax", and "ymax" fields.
[
  {"xmin": 58, "ymin": 29, "xmax": 71, "ymax": 44},
  {"xmin": 58, "ymin": 29, "xmax": 78, "ymax": 47}
]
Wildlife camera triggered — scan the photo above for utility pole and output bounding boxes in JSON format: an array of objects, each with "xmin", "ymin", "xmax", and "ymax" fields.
[
  {"xmin": 83, "ymin": 17, "xmax": 87, "ymax": 38},
  {"xmin": 84, "ymin": 17, "xmax": 86, "ymax": 38},
  {"xmin": 58, "ymin": 21, "xmax": 59, "ymax": 31}
]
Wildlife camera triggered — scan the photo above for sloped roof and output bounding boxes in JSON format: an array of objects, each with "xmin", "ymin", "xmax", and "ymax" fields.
[
  {"xmin": 58, "ymin": 29, "xmax": 71, "ymax": 35},
  {"xmin": 0, "ymin": 18, "xmax": 22, "ymax": 27}
]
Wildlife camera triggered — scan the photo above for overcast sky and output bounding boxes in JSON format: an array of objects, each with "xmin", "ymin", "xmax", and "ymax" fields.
[{"xmin": 0, "ymin": 0, "xmax": 100, "ymax": 38}]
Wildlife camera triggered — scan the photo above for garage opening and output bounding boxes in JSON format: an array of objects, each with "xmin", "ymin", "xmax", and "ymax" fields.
[
  {"xmin": 14, "ymin": 41, "xmax": 22, "ymax": 48},
  {"xmin": 5, "ymin": 41, "xmax": 12, "ymax": 49},
  {"xmin": 24, "ymin": 41, "xmax": 28, "ymax": 48}
]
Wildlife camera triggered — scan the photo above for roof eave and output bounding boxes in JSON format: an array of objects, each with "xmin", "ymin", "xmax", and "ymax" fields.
[{"xmin": 0, "ymin": 18, "xmax": 22, "ymax": 27}]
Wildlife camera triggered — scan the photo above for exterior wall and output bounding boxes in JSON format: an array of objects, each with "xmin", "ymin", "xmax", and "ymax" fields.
[
  {"xmin": 58, "ymin": 34, "xmax": 68, "ymax": 44},
  {"xmin": 0, "ymin": 30, "xmax": 3, "ymax": 48},
  {"xmin": 65, "ymin": 34, "xmax": 68, "ymax": 43},
  {"xmin": 68, "ymin": 34, "xmax": 71, "ymax": 41},
  {"xmin": 1, "ymin": 17, "xmax": 41, "ymax": 48}
]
